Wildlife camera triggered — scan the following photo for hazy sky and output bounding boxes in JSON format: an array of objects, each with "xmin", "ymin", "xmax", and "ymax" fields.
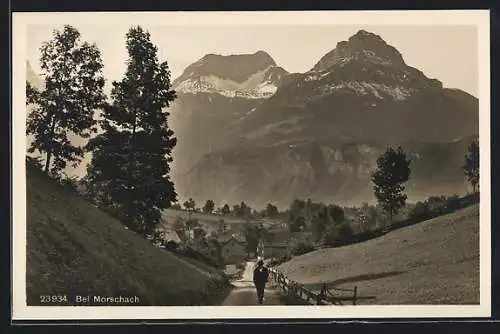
[{"xmin": 27, "ymin": 24, "xmax": 478, "ymax": 96}]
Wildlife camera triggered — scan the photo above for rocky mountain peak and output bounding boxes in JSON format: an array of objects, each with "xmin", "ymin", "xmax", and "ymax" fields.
[
  {"xmin": 348, "ymin": 29, "xmax": 385, "ymax": 43},
  {"xmin": 173, "ymin": 51, "xmax": 288, "ymax": 99},
  {"xmin": 313, "ymin": 30, "xmax": 406, "ymax": 72},
  {"xmin": 175, "ymin": 51, "xmax": 277, "ymax": 84}
]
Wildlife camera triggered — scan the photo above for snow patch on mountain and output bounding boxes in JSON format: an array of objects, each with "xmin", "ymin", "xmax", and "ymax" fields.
[
  {"xmin": 304, "ymin": 70, "xmax": 331, "ymax": 82},
  {"xmin": 317, "ymin": 80, "xmax": 416, "ymax": 101},
  {"xmin": 175, "ymin": 65, "xmax": 280, "ymax": 99}
]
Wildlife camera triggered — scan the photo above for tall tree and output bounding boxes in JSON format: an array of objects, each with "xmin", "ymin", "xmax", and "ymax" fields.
[
  {"xmin": 240, "ymin": 201, "xmax": 252, "ymax": 218},
  {"xmin": 289, "ymin": 213, "xmax": 306, "ymax": 233},
  {"xmin": 243, "ymin": 223, "xmax": 266, "ymax": 256},
  {"xmin": 327, "ymin": 204, "xmax": 345, "ymax": 224},
  {"xmin": 26, "ymin": 25, "xmax": 106, "ymax": 177},
  {"xmin": 463, "ymin": 139, "xmax": 480, "ymax": 193},
  {"xmin": 371, "ymin": 146, "xmax": 411, "ymax": 223},
  {"xmin": 221, "ymin": 204, "xmax": 230, "ymax": 216},
  {"xmin": 218, "ymin": 219, "xmax": 227, "ymax": 233},
  {"xmin": 311, "ymin": 206, "xmax": 328, "ymax": 242},
  {"xmin": 265, "ymin": 203, "xmax": 278, "ymax": 218},
  {"xmin": 85, "ymin": 26, "xmax": 177, "ymax": 235},
  {"xmin": 183, "ymin": 198, "xmax": 196, "ymax": 211},
  {"xmin": 170, "ymin": 203, "xmax": 181, "ymax": 210},
  {"xmin": 232, "ymin": 204, "xmax": 240, "ymax": 216},
  {"xmin": 289, "ymin": 199, "xmax": 305, "ymax": 217},
  {"xmin": 360, "ymin": 203, "xmax": 378, "ymax": 230},
  {"xmin": 203, "ymin": 199, "xmax": 215, "ymax": 214},
  {"xmin": 305, "ymin": 198, "xmax": 312, "ymax": 220}
]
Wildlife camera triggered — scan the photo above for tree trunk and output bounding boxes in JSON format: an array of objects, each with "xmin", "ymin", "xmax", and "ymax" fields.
[
  {"xmin": 389, "ymin": 202, "xmax": 393, "ymax": 224},
  {"xmin": 44, "ymin": 114, "xmax": 57, "ymax": 175},
  {"xmin": 44, "ymin": 151, "xmax": 52, "ymax": 175},
  {"xmin": 131, "ymin": 112, "xmax": 137, "ymax": 174}
]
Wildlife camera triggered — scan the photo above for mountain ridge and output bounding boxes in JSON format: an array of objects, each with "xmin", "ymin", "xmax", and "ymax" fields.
[
  {"xmin": 230, "ymin": 30, "xmax": 477, "ymax": 145},
  {"xmin": 173, "ymin": 30, "xmax": 479, "ymax": 208}
]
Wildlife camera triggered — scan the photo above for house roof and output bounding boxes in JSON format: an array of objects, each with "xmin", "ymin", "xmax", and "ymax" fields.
[
  {"xmin": 156, "ymin": 225, "xmax": 182, "ymax": 243},
  {"xmin": 219, "ymin": 234, "xmax": 246, "ymax": 246}
]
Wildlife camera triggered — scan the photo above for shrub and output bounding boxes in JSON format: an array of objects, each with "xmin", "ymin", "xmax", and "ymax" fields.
[
  {"xmin": 322, "ymin": 223, "xmax": 355, "ymax": 246},
  {"xmin": 26, "ymin": 156, "xmax": 44, "ymax": 170},
  {"xmin": 177, "ymin": 246, "xmax": 221, "ymax": 269},
  {"xmin": 408, "ymin": 194, "xmax": 468, "ymax": 223},
  {"xmin": 425, "ymin": 196, "xmax": 448, "ymax": 214},
  {"xmin": 321, "ymin": 224, "xmax": 339, "ymax": 246},
  {"xmin": 338, "ymin": 223, "xmax": 354, "ymax": 241},
  {"xmin": 443, "ymin": 195, "xmax": 462, "ymax": 213},
  {"xmin": 59, "ymin": 174, "xmax": 79, "ymax": 191},
  {"xmin": 288, "ymin": 213, "xmax": 306, "ymax": 232},
  {"xmin": 328, "ymin": 204, "xmax": 345, "ymax": 224},
  {"xmin": 357, "ymin": 214, "xmax": 369, "ymax": 233},
  {"xmin": 164, "ymin": 240, "xmax": 178, "ymax": 251},
  {"xmin": 409, "ymin": 201, "xmax": 432, "ymax": 221},
  {"xmin": 291, "ymin": 241, "xmax": 315, "ymax": 256}
]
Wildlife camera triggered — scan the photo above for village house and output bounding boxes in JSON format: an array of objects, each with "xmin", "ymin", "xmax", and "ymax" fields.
[
  {"xmin": 218, "ymin": 234, "xmax": 246, "ymax": 265},
  {"xmin": 161, "ymin": 226, "xmax": 182, "ymax": 244},
  {"xmin": 151, "ymin": 224, "xmax": 184, "ymax": 249}
]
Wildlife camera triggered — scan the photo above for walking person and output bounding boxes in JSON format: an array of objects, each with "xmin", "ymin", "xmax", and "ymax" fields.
[{"xmin": 253, "ymin": 259, "xmax": 269, "ymax": 304}]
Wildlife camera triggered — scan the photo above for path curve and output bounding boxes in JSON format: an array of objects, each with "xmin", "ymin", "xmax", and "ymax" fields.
[{"xmin": 222, "ymin": 261, "xmax": 284, "ymax": 305}]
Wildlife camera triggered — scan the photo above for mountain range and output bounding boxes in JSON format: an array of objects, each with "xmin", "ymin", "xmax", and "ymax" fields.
[
  {"xmin": 170, "ymin": 30, "xmax": 478, "ymax": 209},
  {"xmin": 26, "ymin": 30, "xmax": 479, "ymax": 210}
]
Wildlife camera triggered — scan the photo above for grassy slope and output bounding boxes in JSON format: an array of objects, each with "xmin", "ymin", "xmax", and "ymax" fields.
[
  {"xmin": 277, "ymin": 204, "xmax": 480, "ymax": 304},
  {"xmin": 26, "ymin": 164, "xmax": 231, "ymax": 306}
]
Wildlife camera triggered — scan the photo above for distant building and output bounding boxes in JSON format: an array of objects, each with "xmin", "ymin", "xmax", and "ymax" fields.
[
  {"xmin": 218, "ymin": 235, "xmax": 246, "ymax": 264},
  {"xmin": 230, "ymin": 232, "xmax": 246, "ymax": 243},
  {"xmin": 156, "ymin": 226, "xmax": 182, "ymax": 244},
  {"xmin": 185, "ymin": 229, "xmax": 194, "ymax": 240},
  {"xmin": 257, "ymin": 238, "xmax": 265, "ymax": 258}
]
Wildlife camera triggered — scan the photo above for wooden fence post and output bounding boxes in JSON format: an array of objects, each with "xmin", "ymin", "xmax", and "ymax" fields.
[
  {"xmin": 317, "ymin": 283, "xmax": 326, "ymax": 305},
  {"xmin": 353, "ymin": 286, "xmax": 357, "ymax": 305},
  {"xmin": 274, "ymin": 269, "xmax": 363, "ymax": 306}
]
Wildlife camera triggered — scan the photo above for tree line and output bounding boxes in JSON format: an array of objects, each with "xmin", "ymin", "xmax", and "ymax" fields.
[{"xmin": 171, "ymin": 198, "xmax": 280, "ymax": 219}]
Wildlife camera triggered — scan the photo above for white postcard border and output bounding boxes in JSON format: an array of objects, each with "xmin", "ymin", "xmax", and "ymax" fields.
[{"xmin": 11, "ymin": 10, "xmax": 491, "ymax": 320}]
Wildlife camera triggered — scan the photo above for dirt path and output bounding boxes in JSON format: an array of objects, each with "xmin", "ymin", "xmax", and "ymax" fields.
[{"xmin": 222, "ymin": 261, "xmax": 285, "ymax": 305}]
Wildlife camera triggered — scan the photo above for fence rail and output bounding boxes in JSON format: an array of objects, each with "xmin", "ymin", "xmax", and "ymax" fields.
[{"xmin": 268, "ymin": 268, "xmax": 357, "ymax": 305}]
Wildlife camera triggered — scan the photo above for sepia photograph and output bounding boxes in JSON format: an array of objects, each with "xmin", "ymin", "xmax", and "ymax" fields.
[{"xmin": 12, "ymin": 10, "xmax": 491, "ymax": 320}]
